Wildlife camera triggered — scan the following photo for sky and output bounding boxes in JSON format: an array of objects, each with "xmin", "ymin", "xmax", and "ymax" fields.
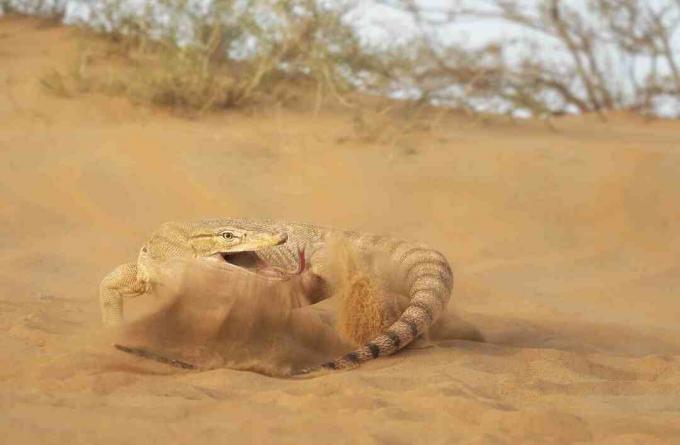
[
  {"xmin": 348, "ymin": 1, "xmax": 512, "ymax": 47},
  {"xmin": 350, "ymin": 0, "xmax": 679, "ymax": 47}
]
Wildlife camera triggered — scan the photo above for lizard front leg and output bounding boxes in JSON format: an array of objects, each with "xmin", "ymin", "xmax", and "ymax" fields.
[{"xmin": 99, "ymin": 262, "xmax": 147, "ymax": 326}]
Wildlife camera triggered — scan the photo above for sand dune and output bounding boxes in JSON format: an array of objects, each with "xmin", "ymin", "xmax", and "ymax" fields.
[{"xmin": 1, "ymin": 17, "xmax": 680, "ymax": 444}]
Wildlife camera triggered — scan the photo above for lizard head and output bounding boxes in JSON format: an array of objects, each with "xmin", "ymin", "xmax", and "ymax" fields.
[
  {"xmin": 147, "ymin": 220, "xmax": 295, "ymax": 279},
  {"xmin": 187, "ymin": 225, "xmax": 288, "ymax": 257}
]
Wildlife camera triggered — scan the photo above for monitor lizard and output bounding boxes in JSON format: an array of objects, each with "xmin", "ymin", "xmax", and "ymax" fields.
[{"xmin": 101, "ymin": 218, "xmax": 453, "ymax": 373}]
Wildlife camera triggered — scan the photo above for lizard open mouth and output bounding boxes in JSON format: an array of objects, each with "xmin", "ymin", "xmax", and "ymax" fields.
[{"xmin": 217, "ymin": 248, "xmax": 305, "ymax": 280}]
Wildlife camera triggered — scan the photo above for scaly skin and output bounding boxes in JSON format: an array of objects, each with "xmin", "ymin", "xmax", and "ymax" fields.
[
  {"xmin": 99, "ymin": 220, "xmax": 290, "ymax": 326},
  {"xmin": 102, "ymin": 218, "xmax": 453, "ymax": 372}
]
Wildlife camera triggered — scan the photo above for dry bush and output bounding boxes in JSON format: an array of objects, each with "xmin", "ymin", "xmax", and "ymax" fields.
[
  {"xmin": 44, "ymin": 0, "xmax": 379, "ymax": 115},
  {"xmin": 377, "ymin": 0, "xmax": 680, "ymax": 119},
  {"xmin": 17, "ymin": 0, "xmax": 680, "ymax": 120}
]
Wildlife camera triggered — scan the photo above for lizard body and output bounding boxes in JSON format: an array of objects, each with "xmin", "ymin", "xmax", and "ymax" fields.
[{"xmin": 100, "ymin": 218, "xmax": 453, "ymax": 372}]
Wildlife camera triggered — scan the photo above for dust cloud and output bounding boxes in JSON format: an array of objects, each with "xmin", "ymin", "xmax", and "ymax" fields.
[{"xmin": 115, "ymin": 257, "xmax": 353, "ymax": 376}]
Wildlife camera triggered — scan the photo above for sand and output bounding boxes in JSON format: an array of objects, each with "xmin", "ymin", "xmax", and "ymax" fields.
[{"xmin": 1, "ymin": 16, "xmax": 680, "ymax": 444}]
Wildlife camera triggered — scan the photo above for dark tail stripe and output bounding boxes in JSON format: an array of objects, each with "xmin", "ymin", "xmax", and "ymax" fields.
[
  {"xmin": 345, "ymin": 352, "xmax": 360, "ymax": 363},
  {"xmin": 402, "ymin": 318, "xmax": 419, "ymax": 336},
  {"xmin": 322, "ymin": 361, "xmax": 338, "ymax": 370},
  {"xmin": 413, "ymin": 288, "xmax": 449, "ymax": 308},
  {"xmin": 387, "ymin": 331, "xmax": 401, "ymax": 348},
  {"xmin": 114, "ymin": 344, "xmax": 196, "ymax": 370},
  {"xmin": 411, "ymin": 289, "xmax": 446, "ymax": 305},
  {"xmin": 410, "ymin": 282, "xmax": 446, "ymax": 295},
  {"xmin": 399, "ymin": 249, "xmax": 449, "ymax": 270},
  {"xmin": 410, "ymin": 300, "xmax": 434, "ymax": 321},
  {"xmin": 408, "ymin": 271, "xmax": 451, "ymax": 292},
  {"xmin": 368, "ymin": 343, "xmax": 380, "ymax": 358},
  {"xmin": 407, "ymin": 275, "xmax": 451, "ymax": 301},
  {"xmin": 404, "ymin": 260, "xmax": 453, "ymax": 284},
  {"xmin": 405, "ymin": 261, "xmax": 452, "ymax": 287},
  {"xmin": 397, "ymin": 247, "xmax": 433, "ymax": 264},
  {"xmin": 400, "ymin": 247, "xmax": 449, "ymax": 266}
]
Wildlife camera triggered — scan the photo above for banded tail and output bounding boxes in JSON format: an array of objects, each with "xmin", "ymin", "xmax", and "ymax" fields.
[
  {"xmin": 314, "ymin": 238, "xmax": 453, "ymax": 372},
  {"xmin": 114, "ymin": 344, "xmax": 197, "ymax": 369}
]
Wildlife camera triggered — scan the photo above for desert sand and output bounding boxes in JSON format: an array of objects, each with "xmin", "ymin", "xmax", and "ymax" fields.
[{"xmin": 1, "ymin": 17, "xmax": 680, "ymax": 444}]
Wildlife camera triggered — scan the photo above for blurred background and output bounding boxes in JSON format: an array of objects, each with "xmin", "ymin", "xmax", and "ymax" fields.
[{"xmin": 1, "ymin": 0, "xmax": 679, "ymax": 118}]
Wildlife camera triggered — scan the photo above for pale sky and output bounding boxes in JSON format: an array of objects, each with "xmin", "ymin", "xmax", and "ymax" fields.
[{"xmin": 350, "ymin": 0, "xmax": 679, "ymax": 47}]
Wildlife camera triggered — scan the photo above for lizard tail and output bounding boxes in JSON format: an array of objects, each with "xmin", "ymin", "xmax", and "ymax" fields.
[
  {"xmin": 308, "ymin": 243, "xmax": 453, "ymax": 373},
  {"xmin": 113, "ymin": 243, "xmax": 452, "ymax": 375},
  {"xmin": 114, "ymin": 344, "xmax": 198, "ymax": 370}
]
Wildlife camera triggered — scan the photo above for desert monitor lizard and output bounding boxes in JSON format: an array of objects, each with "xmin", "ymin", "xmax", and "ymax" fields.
[{"xmin": 100, "ymin": 218, "xmax": 453, "ymax": 371}]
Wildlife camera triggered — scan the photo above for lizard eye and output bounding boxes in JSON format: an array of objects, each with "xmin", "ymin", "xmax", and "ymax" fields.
[{"xmin": 222, "ymin": 232, "xmax": 235, "ymax": 239}]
